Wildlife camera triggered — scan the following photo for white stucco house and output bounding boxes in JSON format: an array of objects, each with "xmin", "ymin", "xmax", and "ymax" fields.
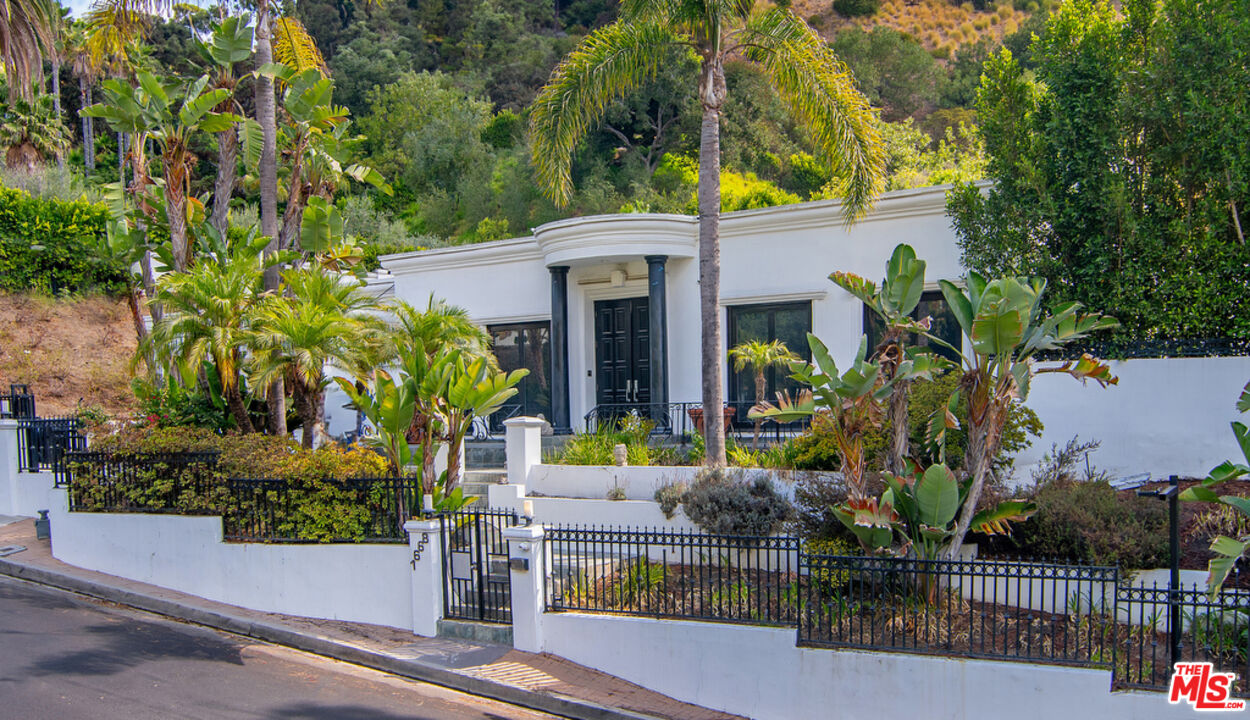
[{"xmin": 325, "ymin": 184, "xmax": 1249, "ymax": 480}]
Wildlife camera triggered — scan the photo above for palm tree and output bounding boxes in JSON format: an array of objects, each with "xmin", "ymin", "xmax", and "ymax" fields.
[
  {"xmin": 530, "ymin": 0, "xmax": 886, "ymax": 466},
  {"xmin": 199, "ymin": 13, "xmax": 253, "ymax": 237},
  {"xmin": 144, "ymin": 242, "xmax": 266, "ymax": 432},
  {"xmin": 0, "ymin": 0, "xmax": 59, "ymax": 104},
  {"xmin": 729, "ymin": 339, "xmax": 797, "ymax": 450},
  {"xmin": 0, "ymin": 92, "xmax": 71, "ymax": 171},
  {"xmin": 247, "ymin": 266, "xmax": 383, "ymax": 448},
  {"xmin": 66, "ymin": 22, "xmax": 99, "ymax": 173}
]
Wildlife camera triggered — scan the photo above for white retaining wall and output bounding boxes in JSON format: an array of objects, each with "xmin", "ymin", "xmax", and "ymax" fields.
[
  {"xmin": 2, "ymin": 471, "xmax": 54, "ymax": 518},
  {"xmin": 46, "ymin": 489, "xmax": 414, "ymax": 631},
  {"xmin": 1017, "ymin": 355, "xmax": 1250, "ymax": 481},
  {"xmin": 539, "ymin": 612, "xmax": 1196, "ymax": 720}
]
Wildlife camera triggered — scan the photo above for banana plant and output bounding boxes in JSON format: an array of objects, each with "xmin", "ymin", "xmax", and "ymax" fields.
[
  {"xmin": 750, "ymin": 334, "xmax": 889, "ymax": 500},
  {"xmin": 334, "ymin": 370, "xmax": 415, "ymax": 477},
  {"xmin": 396, "ymin": 339, "xmax": 456, "ymax": 499},
  {"xmin": 925, "ymin": 271, "xmax": 1119, "ymax": 557},
  {"xmin": 197, "ymin": 14, "xmax": 254, "ymax": 236},
  {"xmin": 440, "ymin": 355, "xmax": 528, "ymax": 493},
  {"xmin": 750, "ymin": 334, "xmax": 944, "ymax": 500},
  {"xmin": 832, "ymin": 243, "xmax": 950, "ymax": 474},
  {"xmin": 1180, "ymin": 380, "xmax": 1250, "ymax": 595},
  {"xmin": 84, "ymin": 72, "xmax": 240, "ymax": 271},
  {"xmin": 837, "ymin": 462, "xmax": 1035, "ymax": 561}
]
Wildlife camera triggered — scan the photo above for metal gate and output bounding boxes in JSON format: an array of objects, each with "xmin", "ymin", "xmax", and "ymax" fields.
[{"xmin": 439, "ymin": 508, "xmax": 521, "ymax": 623}]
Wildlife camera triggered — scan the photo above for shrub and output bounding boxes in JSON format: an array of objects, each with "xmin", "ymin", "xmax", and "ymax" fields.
[
  {"xmin": 791, "ymin": 472, "xmax": 856, "ymax": 542},
  {"xmin": 0, "ymin": 186, "xmax": 124, "ymax": 294},
  {"xmin": 908, "ymin": 370, "xmax": 1043, "ymax": 476},
  {"xmin": 1008, "ymin": 480, "xmax": 1169, "ymax": 568},
  {"xmin": 553, "ymin": 414, "xmax": 661, "ymax": 466},
  {"xmin": 654, "ymin": 481, "xmax": 688, "ymax": 519},
  {"xmin": 131, "ymin": 379, "xmax": 237, "ymax": 433},
  {"xmin": 833, "ymin": 0, "xmax": 881, "ymax": 17},
  {"xmin": 681, "ymin": 467, "xmax": 792, "ymax": 536}
]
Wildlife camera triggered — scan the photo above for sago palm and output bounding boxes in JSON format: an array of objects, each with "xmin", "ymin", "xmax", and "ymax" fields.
[
  {"xmin": 728, "ymin": 339, "xmax": 797, "ymax": 449},
  {"xmin": 247, "ymin": 267, "xmax": 383, "ymax": 447},
  {"xmin": 530, "ymin": 0, "xmax": 886, "ymax": 466},
  {"xmin": 144, "ymin": 245, "xmax": 265, "ymax": 432}
]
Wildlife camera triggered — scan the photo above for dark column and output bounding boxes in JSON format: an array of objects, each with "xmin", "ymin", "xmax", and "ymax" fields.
[
  {"xmin": 645, "ymin": 255, "xmax": 669, "ymax": 409},
  {"xmin": 549, "ymin": 265, "xmax": 571, "ymax": 432}
]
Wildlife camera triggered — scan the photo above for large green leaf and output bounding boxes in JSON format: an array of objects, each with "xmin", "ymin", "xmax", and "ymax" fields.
[
  {"xmin": 938, "ymin": 279, "xmax": 974, "ymax": 337},
  {"xmin": 914, "ymin": 464, "xmax": 959, "ymax": 528},
  {"xmin": 969, "ymin": 500, "xmax": 1036, "ymax": 535},
  {"xmin": 971, "ymin": 298, "xmax": 1025, "ymax": 357},
  {"xmin": 829, "ymin": 271, "xmax": 877, "ymax": 306},
  {"xmin": 1208, "ymin": 535, "xmax": 1249, "ymax": 596},
  {"xmin": 208, "ymin": 15, "xmax": 254, "ymax": 67},
  {"xmin": 1238, "ymin": 380, "xmax": 1250, "ymax": 414},
  {"xmin": 882, "ymin": 244, "xmax": 925, "ymax": 316}
]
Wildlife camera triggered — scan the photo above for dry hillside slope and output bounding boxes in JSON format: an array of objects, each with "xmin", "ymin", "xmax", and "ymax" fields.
[{"xmin": 0, "ymin": 293, "xmax": 137, "ymax": 416}]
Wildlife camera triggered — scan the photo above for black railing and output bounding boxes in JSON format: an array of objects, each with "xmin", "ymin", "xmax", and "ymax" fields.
[
  {"xmin": 545, "ymin": 526, "xmax": 801, "ymax": 626},
  {"xmin": 441, "ymin": 508, "xmax": 521, "ymax": 623},
  {"xmin": 1034, "ymin": 337, "xmax": 1250, "ymax": 360},
  {"xmin": 59, "ymin": 451, "xmax": 222, "ymax": 513},
  {"xmin": 18, "ymin": 416, "xmax": 85, "ymax": 472},
  {"xmin": 1115, "ymin": 582, "xmax": 1250, "ymax": 695},
  {"xmin": 224, "ymin": 476, "xmax": 421, "ymax": 543},
  {"xmin": 798, "ymin": 554, "xmax": 1121, "ymax": 667},
  {"xmin": 0, "ymin": 384, "xmax": 35, "ymax": 419},
  {"xmin": 583, "ymin": 401, "xmax": 810, "ymax": 443}
]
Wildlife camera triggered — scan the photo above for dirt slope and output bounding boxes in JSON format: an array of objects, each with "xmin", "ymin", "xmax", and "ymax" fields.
[{"xmin": 0, "ymin": 293, "xmax": 137, "ymax": 417}]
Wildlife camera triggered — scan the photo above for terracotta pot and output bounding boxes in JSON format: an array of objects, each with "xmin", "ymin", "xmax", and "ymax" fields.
[{"xmin": 686, "ymin": 406, "xmax": 737, "ymax": 434}]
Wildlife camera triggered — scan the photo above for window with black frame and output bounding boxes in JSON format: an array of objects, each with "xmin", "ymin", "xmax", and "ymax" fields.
[
  {"xmin": 488, "ymin": 322, "xmax": 552, "ymax": 430},
  {"xmin": 726, "ymin": 301, "xmax": 812, "ymax": 425},
  {"xmin": 862, "ymin": 290, "xmax": 962, "ymax": 362}
]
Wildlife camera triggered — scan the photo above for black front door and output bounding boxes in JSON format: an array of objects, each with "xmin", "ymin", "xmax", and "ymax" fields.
[{"xmin": 594, "ymin": 297, "xmax": 650, "ymax": 408}]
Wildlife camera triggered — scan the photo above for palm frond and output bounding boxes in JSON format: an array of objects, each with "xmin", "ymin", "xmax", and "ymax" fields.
[
  {"xmin": 529, "ymin": 19, "xmax": 678, "ymax": 206},
  {"xmin": 272, "ymin": 17, "xmax": 327, "ymax": 75},
  {"xmin": 740, "ymin": 8, "xmax": 885, "ymax": 223}
]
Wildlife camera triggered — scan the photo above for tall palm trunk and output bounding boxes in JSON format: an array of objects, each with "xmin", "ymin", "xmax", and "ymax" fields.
[
  {"xmin": 697, "ymin": 56, "xmax": 727, "ymax": 467},
  {"xmin": 79, "ymin": 78, "xmax": 94, "ymax": 173},
  {"xmin": 752, "ymin": 371, "xmax": 766, "ymax": 450},
  {"xmin": 51, "ymin": 59, "xmax": 63, "ymax": 169},
  {"xmin": 255, "ymin": 3, "xmax": 287, "ymax": 436},
  {"xmin": 946, "ymin": 388, "xmax": 1006, "ymax": 557},
  {"xmin": 211, "ymin": 127, "xmax": 237, "ymax": 236},
  {"xmin": 887, "ymin": 379, "xmax": 910, "ymax": 475}
]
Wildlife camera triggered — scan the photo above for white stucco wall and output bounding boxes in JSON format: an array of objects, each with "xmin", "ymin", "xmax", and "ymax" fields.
[
  {"xmin": 540, "ymin": 613, "xmax": 1200, "ymax": 720},
  {"xmin": 2, "ymin": 471, "xmax": 54, "ymax": 518},
  {"xmin": 47, "ymin": 490, "xmax": 413, "ymax": 630},
  {"xmin": 1015, "ymin": 356, "xmax": 1250, "ymax": 481}
]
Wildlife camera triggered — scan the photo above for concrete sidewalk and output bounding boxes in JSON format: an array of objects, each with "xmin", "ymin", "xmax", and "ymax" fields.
[{"xmin": 0, "ymin": 518, "xmax": 743, "ymax": 720}]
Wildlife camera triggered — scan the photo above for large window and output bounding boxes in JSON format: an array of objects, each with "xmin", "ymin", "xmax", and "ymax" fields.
[
  {"xmin": 488, "ymin": 322, "xmax": 551, "ymax": 428},
  {"xmin": 863, "ymin": 290, "xmax": 962, "ymax": 362},
  {"xmin": 727, "ymin": 301, "xmax": 812, "ymax": 408}
]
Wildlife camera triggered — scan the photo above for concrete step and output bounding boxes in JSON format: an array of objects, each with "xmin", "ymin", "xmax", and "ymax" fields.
[{"xmin": 437, "ymin": 618, "xmax": 512, "ymax": 646}]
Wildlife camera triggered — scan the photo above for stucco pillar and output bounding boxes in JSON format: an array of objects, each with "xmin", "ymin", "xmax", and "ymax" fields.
[
  {"xmin": 645, "ymin": 255, "xmax": 669, "ymax": 411},
  {"xmin": 503, "ymin": 416, "xmax": 544, "ymax": 486},
  {"xmin": 549, "ymin": 265, "xmax": 571, "ymax": 433},
  {"xmin": 0, "ymin": 419, "xmax": 18, "ymax": 515},
  {"xmin": 502, "ymin": 523, "xmax": 546, "ymax": 653},
  {"xmin": 404, "ymin": 518, "xmax": 444, "ymax": 637}
]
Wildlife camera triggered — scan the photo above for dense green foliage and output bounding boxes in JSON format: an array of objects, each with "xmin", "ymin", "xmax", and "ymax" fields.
[
  {"xmin": 0, "ymin": 186, "xmax": 122, "ymax": 293},
  {"xmin": 680, "ymin": 467, "xmax": 794, "ymax": 536},
  {"xmin": 1009, "ymin": 479, "xmax": 1169, "ymax": 568},
  {"xmin": 948, "ymin": 0, "xmax": 1250, "ymax": 343}
]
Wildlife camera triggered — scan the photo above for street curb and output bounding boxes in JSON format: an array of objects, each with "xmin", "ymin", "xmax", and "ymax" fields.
[{"xmin": 0, "ymin": 558, "xmax": 662, "ymax": 720}]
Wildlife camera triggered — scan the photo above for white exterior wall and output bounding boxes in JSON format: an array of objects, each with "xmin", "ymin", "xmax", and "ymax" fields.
[
  {"xmin": 380, "ymin": 190, "xmax": 1250, "ymax": 479},
  {"xmin": 4, "ymin": 471, "xmax": 54, "ymax": 518},
  {"xmin": 540, "ymin": 613, "xmax": 1197, "ymax": 720},
  {"xmin": 1016, "ymin": 355, "xmax": 1250, "ymax": 481},
  {"xmin": 47, "ymin": 491, "xmax": 413, "ymax": 631}
]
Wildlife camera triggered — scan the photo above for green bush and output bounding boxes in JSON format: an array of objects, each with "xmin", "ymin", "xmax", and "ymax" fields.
[
  {"xmin": 681, "ymin": 467, "xmax": 793, "ymax": 536},
  {"xmin": 0, "ymin": 186, "xmax": 124, "ymax": 294},
  {"xmin": 553, "ymin": 414, "xmax": 656, "ymax": 466},
  {"xmin": 1008, "ymin": 479, "xmax": 1169, "ymax": 568},
  {"xmin": 908, "ymin": 370, "xmax": 1043, "ymax": 474},
  {"xmin": 832, "ymin": 0, "xmax": 880, "ymax": 17}
]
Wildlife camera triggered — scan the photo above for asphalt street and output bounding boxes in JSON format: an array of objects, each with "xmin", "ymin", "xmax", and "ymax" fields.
[{"xmin": 0, "ymin": 575, "xmax": 559, "ymax": 720}]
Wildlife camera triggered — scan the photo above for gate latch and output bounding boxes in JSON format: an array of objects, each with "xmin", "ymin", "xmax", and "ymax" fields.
[{"xmin": 509, "ymin": 557, "xmax": 530, "ymax": 572}]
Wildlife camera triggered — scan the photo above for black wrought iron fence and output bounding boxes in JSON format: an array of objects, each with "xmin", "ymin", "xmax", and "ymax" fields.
[
  {"xmin": 18, "ymin": 415, "xmax": 85, "ymax": 472},
  {"xmin": 1114, "ymin": 582, "xmax": 1250, "ymax": 695},
  {"xmin": 440, "ymin": 508, "xmax": 522, "ymax": 623},
  {"xmin": 59, "ymin": 450, "xmax": 222, "ymax": 513},
  {"xmin": 797, "ymin": 554, "xmax": 1122, "ymax": 667},
  {"xmin": 583, "ymin": 401, "xmax": 809, "ymax": 443},
  {"xmin": 0, "ymin": 384, "xmax": 35, "ymax": 419},
  {"xmin": 224, "ymin": 476, "xmax": 421, "ymax": 543},
  {"xmin": 545, "ymin": 525, "xmax": 802, "ymax": 625}
]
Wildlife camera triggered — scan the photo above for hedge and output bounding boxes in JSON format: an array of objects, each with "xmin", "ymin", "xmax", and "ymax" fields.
[{"xmin": 0, "ymin": 186, "xmax": 125, "ymax": 293}]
